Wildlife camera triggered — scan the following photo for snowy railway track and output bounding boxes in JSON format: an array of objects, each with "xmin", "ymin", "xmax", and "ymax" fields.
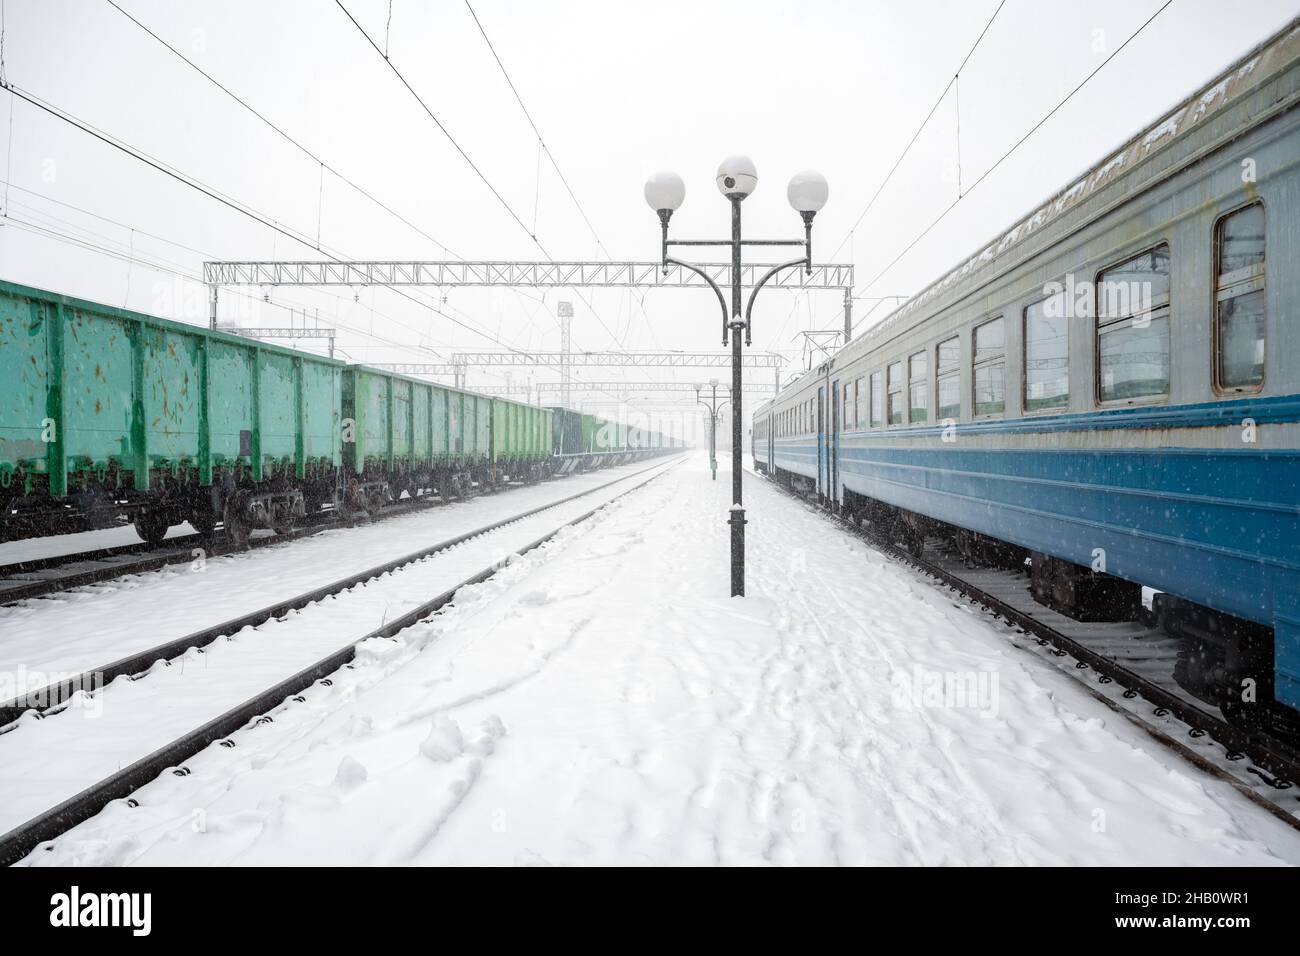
[
  {"xmin": 0, "ymin": 482, "xmax": 542, "ymax": 605},
  {"xmin": 771, "ymin": 478, "xmax": 1300, "ymax": 833},
  {"xmin": 0, "ymin": 457, "xmax": 680, "ymax": 866}
]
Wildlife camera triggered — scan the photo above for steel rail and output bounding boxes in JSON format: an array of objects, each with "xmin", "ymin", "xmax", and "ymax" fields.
[
  {"xmin": 765, "ymin": 476, "xmax": 1300, "ymax": 831},
  {"xmin": 0, "ymin": 457, "xmax": 679, "ymax": 867},
  {"xmin": 0, "ymin": 454, "xmax": 673, "ymax": 605},
  {"xmin": 0, "ymin": 456, "xmax": 682, "ymax": 727}
]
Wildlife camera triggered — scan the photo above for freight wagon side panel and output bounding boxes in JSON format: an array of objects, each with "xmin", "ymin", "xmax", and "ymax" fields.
[
  {"xmin": 474, "ymin": 396, "xmax": 491, "ymax": 460},
  {"xmin": 208, "ymin": 340, "xmax": 254, "ymax": 472},
  {"xmin": 360, "ymin": 371, "xmax": 391, "ymax": 470},
  {"xmin": 302, "ymin": 362, "xmax": 341, "ymax": 469},
  {"xmin": 63, "ymin": 304, "xmax": 135, "ymax": 483},
  {"xmin": 257, "ymin": 351, "xmax": 298, "ymax": 477},
  {"xmin": 490, "ymin": 399, "xmax": 506, "ymax": 461},
  {"xmin": 412, "ymin": 381, "xmax": 431, "ymax": 464},
  {"xmin": 448, "ymin": 391, "xmax": 463, "ymax": 458},
  {"xmin": 140, "ymin": 325, "xmax": 202, "ymax": 471},
  {"xmin": 564, "ymin": 409, "xmax": 582, "ymax": 454},
  {"xmin": 392, "ymin": 376, "xmax": 412, "ymax": 462},
  {"xmin": 536, "ymin": 408, "xmax": 551, "ymax": 459},
  {"xmin": 431, "ymin": 386, "xmax": 448, "ymax": 460},
  {"xmin": 0, "ymin": 292, "xmax": 49, "ymax": 477},
  {"xmin": 541, "ymin": 408, "xmax": 555, "ymax": 459}
]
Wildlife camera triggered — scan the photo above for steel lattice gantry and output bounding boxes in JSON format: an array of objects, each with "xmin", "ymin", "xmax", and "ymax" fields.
[
  {"xmin": 463, "ymin": 381, "xmax": 776, "ymax": 397},
  {"xmin": 534, "ymin": 381, "xmax": 775, "ymax": 394},
  {"xmin": 219, "ymin": 325, "xmax": 337, "ymax": 358},
  {"xmin": 370, "ymin": 352, "xmax": 787, "ymax": 390},
  {"xmin": 449, "ymin": 351, "xmax": 785, "ymax": 368},
  {"xmin": 202, "ymin": 259, "xmax": 855, "ymax": 342},
  {"xmin": 202, "ymin": 260, "xmax": 853, "ymax": 294}
]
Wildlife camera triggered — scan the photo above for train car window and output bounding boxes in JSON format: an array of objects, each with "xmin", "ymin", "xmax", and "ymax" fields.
[
  {"xmin": 1214, "ymin": 203, "xmax": 1265, "ymax": 391},
  {"xmin": 908, "ymin": 351, "xmax": 929, "ymax": 423},
  {"xmin": 886, "ymin": 361, "xmax": 904, "ymax": 425},
  {"xmin": 1024, "ymin": 292, "xmax": 1069, "ymax": 411},
  {"xmin": 937, "ymin": 336, "xmax": 960, "ymax": 420},
  {"xmin": 869, "ymin": 371, "xmax": 883, "ymax": 428},
  {"xmin": 842, "ymin": 384, "xmax": 850, "ymax": 428},
  {"xmin": 973, "ymin": 317, "xmax": 1006, "ymax": 416},
  {"xmin": 854, "ymin": 377, "xmax": 863, "ymax": 427},
  {"xmin": 1096, "ymin": 243, "xmax": 1170, "ymax": 403}
]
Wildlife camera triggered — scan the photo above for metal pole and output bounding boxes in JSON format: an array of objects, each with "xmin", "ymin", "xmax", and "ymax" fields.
[
  {"xmin": 710, "ymin": 384, "xmax": 717, "ymax": 480},
  {"xmin": 208, "ymin": 284, "xmax": 218, "ymax": 330},
  {"xmin": 728, "ymin": 197, "xmax": 746, "ymax": 597},
  {"xmin": 844, "ymin": 288, "xmax": 852, "ymax": 342}
]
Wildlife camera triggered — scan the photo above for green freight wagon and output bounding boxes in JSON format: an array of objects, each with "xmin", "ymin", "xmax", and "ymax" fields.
[
  {"xmin": 0, "ymin": 280, "xmax": 342, "ymax": 546},
  {"xmin": 548, "ymin": 406, "xmax": 584, "ymax": 456},
  {"xmin": 490, "ymin": 397, "xmax": 553, "ymax": 482},
  {"xmin": 341, "ymin": 365, "xmax": 497, "ymax": 507}
]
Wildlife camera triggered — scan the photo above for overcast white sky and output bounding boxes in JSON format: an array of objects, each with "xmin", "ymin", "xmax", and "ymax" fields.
[{"xmin": 1, "ymin": 0, "xmax": 1297, "ymax": 405}]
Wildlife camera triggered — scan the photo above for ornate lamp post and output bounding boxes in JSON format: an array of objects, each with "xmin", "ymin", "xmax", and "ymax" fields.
[
  {"xmin": 695, "ymin": 378, "xmax": 730, "ymax": 481},
  {"xmin": 646, "ymin": 159, "xmax": 827, "ymax": 596}
]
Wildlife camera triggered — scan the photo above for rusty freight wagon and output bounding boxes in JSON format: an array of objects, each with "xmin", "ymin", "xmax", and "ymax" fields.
[{"xmin": 0, "ymin": 280, "xmax": 342, "ymax": 546}]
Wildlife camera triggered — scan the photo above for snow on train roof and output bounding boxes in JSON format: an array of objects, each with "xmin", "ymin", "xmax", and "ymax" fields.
[{"xmin": 846, "ymin": 16, "xmax": 1300, "ymax": 356}]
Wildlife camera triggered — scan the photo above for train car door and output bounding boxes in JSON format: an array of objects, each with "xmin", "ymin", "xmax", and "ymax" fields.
[
  {"xmin": 830, "ymin": 377, "xmax": 840, "ymax": 507},
  {"xmin": 767, "ymin": 409, "xmax": 775, "ymax": 469},
  {"xmin": 816, "ymin": 385, "xmax": 826, "ymax": 497}
]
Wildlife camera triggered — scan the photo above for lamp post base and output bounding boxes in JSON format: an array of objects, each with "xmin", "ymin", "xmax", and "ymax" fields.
[{"xmin": 728, "ymin": 506, "xmax": 747, "ymax": 597}]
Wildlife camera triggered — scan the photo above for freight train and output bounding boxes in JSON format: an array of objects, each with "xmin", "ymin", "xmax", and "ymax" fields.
[
  {"xmin": 753, "ymin": 19, "xmax": 1300, "ymax": 735},
  {"xmin": 0, "ymin": 279, "xmax": 681, "ymax": 546}
]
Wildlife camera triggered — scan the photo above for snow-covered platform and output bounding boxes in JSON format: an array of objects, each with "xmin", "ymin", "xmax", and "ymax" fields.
[{"xmin": 29, "ymin": 453, "xmax": 1300, "ymax": 865}]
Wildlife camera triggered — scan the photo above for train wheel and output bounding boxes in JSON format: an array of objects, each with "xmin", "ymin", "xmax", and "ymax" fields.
[
  {"xmin": 132, "ymin": 510, "xmax": 170, "ymax": 548},
  {"xmin": 270, "ymin": 502, "xmax": 296, "ymax": 536},
  {"xmin": 223, "ymin": 492, "xmax": 253, "ymax": 548},
  {"xmin": 190, "ymin": 507, "xmax": 218, "ymax": 536}
]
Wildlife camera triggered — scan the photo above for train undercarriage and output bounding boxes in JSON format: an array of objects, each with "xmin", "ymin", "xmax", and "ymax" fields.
[
  {"xmin": 1, "ymin": 449, "xmax": 663, "ymax": 548},
  {"xmin": 0, "ymin": 459, "xmax": 549, "ymax": 548}
]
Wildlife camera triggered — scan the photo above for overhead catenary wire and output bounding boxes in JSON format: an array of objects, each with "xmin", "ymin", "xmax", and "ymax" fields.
[
  {"xmin": 828, "ymin": 0, "xmax": 1006, "ymax": 260},
  {"xmin": 101, "ymin": 0, "xmax": 562, "ymax": 354},
  {"xmin": 333, "ymin": 0, "xmax": 539, "ymax": 247},
  {"xmin": 1, "ymin": 198, "xmax": 492, "ymax": 366},
  {"xmin": 0, "ymin": 82, "xmax": 584, "ymax": 361},
  {"xmin": 333, "ymin": 0, "xmax": 630, "ymax": 353},
  {"xmin": 857, "ymin": 0, "xmax": 1175, "ymax": 299},
  {"xmin": 0, "ymin": 96, "xmax": 642, "ymax": 406},
  {"xmin": 460, "ymin": 0, "xmax": 614, "ymax": 262},
  {"xmin": 102, "ymin": 0, "xmax": 461, "ymax": 260}
]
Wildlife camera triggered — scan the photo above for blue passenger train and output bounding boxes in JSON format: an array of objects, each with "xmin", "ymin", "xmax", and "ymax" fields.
[{"xmin": 753, "ymin": 18, "xmax": 1300, "ymax": 733}]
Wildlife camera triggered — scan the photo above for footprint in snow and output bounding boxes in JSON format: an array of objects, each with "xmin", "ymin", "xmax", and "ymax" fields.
[
  {"xmin": 419, "ymin": 715, "xmax": 464, "ymax": 762},
  {"xmin": 333, "ymin": 754, "xmax": 368, "ymax": 791},
  {"xmin": 516, "ymin": 588, "xmax": 555, "ymax": 607}
]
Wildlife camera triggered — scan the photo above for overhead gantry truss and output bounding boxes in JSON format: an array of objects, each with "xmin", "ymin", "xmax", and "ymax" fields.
[
  {"xmin": 202, "ymin": 260, "xmax": 853, "ymax": 294},
  {"xmin": 534, "ymin": 381, "xmax": 775, "ymax": 394},
  {"xmin": 221, "ymin": 325, "xmax": 337, "ymax": 357},
  {"xmin": 202, "ymin": 259, "xmax": 856, "ymax": 345},
  {"xmin": 369, "ymin": 352, "xmax": 786, "ymax": 389},
  {"xmin": 464, "ymin": 381, "xmax": 777, "ymax": 397},
  {"xmin": 449, "ymin": 351, "xmax": 785, "ymax": 368}
]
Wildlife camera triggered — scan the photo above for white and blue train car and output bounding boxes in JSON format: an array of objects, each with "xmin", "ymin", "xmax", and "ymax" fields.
[{"xmin": 753, "ymin": 18, "xmax": 1300, "ymax": 729}]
